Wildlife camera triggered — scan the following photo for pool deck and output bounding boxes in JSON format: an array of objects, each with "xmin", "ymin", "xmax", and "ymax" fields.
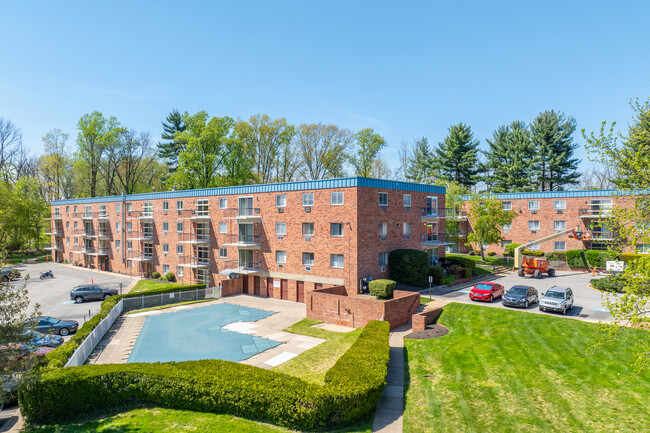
[{"xmin": 88, "ymin": 295, "xmax": 324, "ymax": 368}]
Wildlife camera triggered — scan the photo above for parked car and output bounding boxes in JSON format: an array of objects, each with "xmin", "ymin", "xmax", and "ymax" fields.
[
  {"xmin": 0, "ymin": 270, "xmax": 15, "ymax": 282},
  {"xmin": 539, "ymin": 286, "xmax": 575, "ymax": 315},
  {"xmin": 502, "ymin": 285, "xmax": 539, "ymax": 308},
  {"xmin": 21, "ymin": 329, "xmax": 63, "ymax": 350},
  {"xmin": 70, "ymin": 285, "xmax": 118, "ymax": 303},
  {"xmin": 469, "ymin": 282, "xmax": 505, "ymax": 302},
  {"xmin": 25, "ymin": 316, "xmax": 79, "ymax": 336}
]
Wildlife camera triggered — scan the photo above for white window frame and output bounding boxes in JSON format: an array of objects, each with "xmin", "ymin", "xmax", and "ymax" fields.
[
  {"xmin": 330, "ymin": 223, "xmax": 344, "ymax": 237},
  {"xmin": 528, "ymin": 201, "xmax": 540, "ymax": 210},
  {"xmin": 177, "ymin": 222, "xmax": 183, "ymax": 233},
  {"xmin": 302, "ymin": 223, "xmax": 314, "ymax": 236},
  {"xmin": 276, "ymin": 194, "xmax": 286, "ymax": 208},
  {"xmin": 115, "ymin": 240, "xmax": 120, "ymax": 249},
  {"xmin": 163, "ymin": 201, "xmax": 169, "ymax": 211},
  {"xmin": 176, "ymin": 200, "xmax": 184, "ymax": 210},
  {"xmin": 330, "ymin": 191, "xmax": 344, "ymax": 206},
  {"xmin": 502, "ymin": 223, "xmax": 512, "ymax": 230},
  {"xmin": 177, "ymin": 266, "xmax": 184, "ymax": 277},
  {"xmin": 378, "ymin": 192, "xmax": 388, "ymax": 206},
  {"xmin": 219, "ymin": 198, "xmax": 227, "ymax": 209},
  {"xmin": 162, "ymin": 243, "xmax": 169, "ymax": 253},
  {"xmin": 219, "ymin": 222, "xmax": 228, "ymax": 234},
  {"xmin": 554, "ymin": 221, "xmax": 566, "ymax": 232},
  {"xmin": 378, "ymin": 252, "xmax": 388, "ymax": 266},
  {"xmin": 162, "ymin": 222, "xmax": 169, "ymax": 233},
  {"xmin": 501, "ymin": 201, "xmax": 512, "ymax": 211},
  {"xmin": 403, "ymin": 222, "xmax": 412, "ymax": 236},
  {"xmin": 302, "ymin": 252, "xmax": 315, "ymax": 266},
  {"xmin": 379, "ymin": 222, "xmax": 388, "ymax": 236},
  {"xmin": 554, "ymin": 200, "xmax": 566, "ymax": 210},
  {"xmin": 219, "ymin": 247, "xmax": 228, "ymax": 258},
  {"xmin": 177, "ymin": 244, "xmax": 183, "ymax": 255},
  {"xmin": 330, "ymin": 254, "xmax": 344, "ymax": 269},
  {"xmin": 528, "ymin": 221, "xmax": 540, "ymax": 230},
  {"xmin": 302, "ymin": 193, "xmax": 314, "ymax": 206},
  {"xmin": 554, "ymin": 241, "xmax": 566, "ymax": 251},
  {"xmin": 275, "ymin": 223, "xmax": 287, "ymax": 236},
  {"xmin": 163, "ymin": 264, "xmax": 170, "ymax": 274},
  {"xmin": 403, "ymin": 194, "xmax": 411, "ymax": 207},
  {"xmin": 276, "ymin": 250, "xmax": 287, "ymax": 264}
]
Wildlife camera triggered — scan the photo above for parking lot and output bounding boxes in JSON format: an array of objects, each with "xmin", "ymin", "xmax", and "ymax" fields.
[
  {"xmin": 428, "ymin": 270, "xmax": 613, "ymax": 322},
  {"xmin": 8, "ymin": 262, "xmax": 135, "ymax": 330}
]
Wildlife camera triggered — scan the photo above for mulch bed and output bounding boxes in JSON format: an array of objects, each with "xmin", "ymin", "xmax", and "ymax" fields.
[{"xmin": 405, "ymin": 324, "xmax": 449, "ymax": 340}]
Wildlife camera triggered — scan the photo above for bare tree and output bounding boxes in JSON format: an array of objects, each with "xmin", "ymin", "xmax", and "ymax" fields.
[
  {"xmin": 580, "ymin": 163, "xmax": 615, "ymax": 190},
  {"xmin": 295, "ymin": 123, "xmax": 353, "ymax": 180},
  {"xmin": 115, "ymin": 131, "xmax": 156, "ymax": 194},
  {"xmin": 275, "ymin": 139, "xmax": 302, "ymax": 182},
  {"xmin": 0, "ymin": 118, "xmax": 24, "ymax": 180}
]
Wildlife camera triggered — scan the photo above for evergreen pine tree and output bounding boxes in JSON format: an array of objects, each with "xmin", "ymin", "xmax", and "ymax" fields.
[
  {"xmin": 530, "ymin": 110, "xmax": 580, "ymax": 191},
  {"xmin": 157, "ymin": 109, "xmax": 187, "ymax": 170},
  {"xmin": 485, "ymin": 121, "xmax": 538, "ymax": 192},
  {"xmin": 404, "ymin": 137, "xmax": 437, "ymax": 183},
  {"xmin": 434, "ymin": 123, "xmax": 480, "ymax": 189}
]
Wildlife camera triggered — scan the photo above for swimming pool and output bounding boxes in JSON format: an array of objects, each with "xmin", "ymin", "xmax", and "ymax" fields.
[{"xmin": 127, "ymin": 303, "xmax": 281, "ymax": 363}]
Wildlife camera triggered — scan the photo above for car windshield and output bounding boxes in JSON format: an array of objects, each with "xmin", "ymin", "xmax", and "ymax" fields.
[
  {"xmin": 474, "ymin": 283, "xmax": 492, "ymax": 291},
  {"xmin": 46, "ymin": 317, "xmax": 60, "ymax": 324},
  {"xmin": 508, "ymin": 287, "xmax": 528, "ymax": 295},
  {"xmin": 545, "ymin": 291, "xmax": 565, "ymax": 299}
]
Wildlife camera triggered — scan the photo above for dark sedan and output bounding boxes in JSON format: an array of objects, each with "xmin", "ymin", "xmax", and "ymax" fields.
[
  {"xmin": 502, "ymin": 285, "xmax": 539, "ymax": 309},
  {"xmin": 25, "ymin": 316, "xmax": 79, "ymax": 336},
  {"xmin": 22, "ymin": 329, "xmax": 64, "ymax": 349},
  {"xmin": 70, "ymin": 285, "xmax": 118, "ymax": 303}
]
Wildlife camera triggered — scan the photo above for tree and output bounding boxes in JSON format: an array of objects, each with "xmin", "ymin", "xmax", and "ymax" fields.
[
  {"xmin": 115, "ymin": 130, "xmax": 157, "ymax": 194},
  {"xmin": 434, "ymin": 123, "xmax": 480, "ymax": 189},
  {"xmin": 295, "ymin": 124, "xmax": 352, "ymax": 180},
  {"xmin": 38, "ymin": 129, "xmax": 74, "ymax": 200},
  {"xmin": 484, "ymin": 121, "xmax": 538, "ymax": 192},
  {"xmin": 75, "ymin": 112, "xmax": 121, "ymax": 197},
  {"xmin": 443, "ymin": 182, "xmax": 468, "ymax": 248},
  {"xmin": 530, "ymin": 110, "xmax": 580, "ymax": 191},
  {"xmin": 0, "ymin": 118, "xmax": 25, "ymax": 181},
  {"xmin": 582, "ymin": 97, "xmax": 650, "ymax": 374},
  {"xmin": 580, "ymin": 163, "xmax": 615, "ymax": 190},
  {"xmin": 466, "ymin": 193, "xmax": 517, "ymax": 260},
  {"xmin": 157, "ymin": 109, "xmax": 186, "ymax": 170},
  {"xmin": 274, "ymin": 139, "xmax": 301, "ymax": 183},
  {"xmin": 236, "ymin": 114, "xmax": 295, "ymax": 183},
  {"xmin": 404, "ymin": 137, "xmax": 436, "ymax": 183},
  {"xmin": 349, "ymin": 128, "xmax": 386, "ymax": 177},
  {"xmin": 370, "ymin": 158, "xmax": 392, "ymax": 179}
]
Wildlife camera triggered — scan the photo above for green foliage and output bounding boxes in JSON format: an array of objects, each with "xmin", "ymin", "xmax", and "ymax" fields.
[
  {"xmin": 521, "ymin": 249, "xmax": 544, "ymax": 257},
  {"xmin": 444, "ymin": 256, "xmax": 476, "ymax": 273},
  {"xmin": 162, "ymin": 272, "xmax": 176, "ymax": 282},
  {"xmin": 404, "ymin": 137, "xmax": 436, "ymax": 183},
  {"xmin": 388, "ymin": 249, "xmax": 428, "ymax": 287},
  {"xmin": 427, "ymin": 266, "xmax": 444, "ymax": 285},
  {"xmin": 619, "ymin": 253, "xmax": 646, "ymax": 264},
  {"xmin": 349, "ymin": 128, "xmax": 387, "ymax": 177},
  {"xmin": 368, "ymin": 279, "xmax": 396, "ymax": 299},
  {"xmin": 295, "ymin": 123, "xmax": 353, "ymax": 180},
  {"xmin": 566, "ymin": 249, "xmax": 588, "ymax": 268},
  {"xmin": 21, "ymin": 321, "xmax": 390, "ymax": 430},
  {"xmin": 151, "ymin": 271, "xmax": 161, "ymax": 279},
  {"xmin": 442, "ymin": 275, "xmax": 457, "ymax": 285},
  {"xmin": 487, "ymin": 251, "xmax": 497, "ymax": 256},
  {"xmin": 461, "ymin": 267, "xmax": 473, "ymax": 278},
  {"xmin": 448, "ymin": 265, "xmax": 462, "ymax": 278},
  {"xmin": 466, "ymin": 194, "xmax": 518, "ymax": 260},
  {"xmin": 591, "ymin": 277, "xmax": 625, "ymax": 293},
  {"xmin": 484, "ymin": 121, "xmax": 537, "ymax": 192},
  {"xmin": 504, "ymin": 243, "xmax": 521, "ymax": 257},
  {"xmin": 545, "ymin": 251, "xmax": 567, "ymax": 261},
  {"xmin": 157, "ymin": 109, "xmax": 187, "ymax": 170},
  {"xmin": 434, "ymin": 123, "xmax": 480, "ymax": 188},
  {"xmin": 565, "ymin": 250, "xmax": 618, "ymax": 268}
]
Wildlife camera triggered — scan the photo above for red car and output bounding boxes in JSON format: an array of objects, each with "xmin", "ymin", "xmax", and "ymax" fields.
[{"xmin": 469, "ymin": 282, "xmax": 505, "ymax": 302}]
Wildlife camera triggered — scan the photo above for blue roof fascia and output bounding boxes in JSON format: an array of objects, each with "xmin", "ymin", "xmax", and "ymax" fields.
[
  {"xmin": 51, "ymin": 177, "xmax": 446, "ymax": 205},
  {"xmin": 460, "ymin": 189, "xmax": 639, "ymax": 200}
]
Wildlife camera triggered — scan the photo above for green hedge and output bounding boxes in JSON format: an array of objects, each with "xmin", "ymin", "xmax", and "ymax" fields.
[
  {"xmin": 545, "ymin": 252, "xmax": 567, "ymax": 261},
  {"xmin": 521, "ymin": 249, "xmax": 544, "ymax": 257},
  {"xmin": 445, "ymin": 255, "xmax": 476, "ymax": 273},
  {"xmin": 504, "ymin": 243, "xmax": 521, "ymax": 257},
  {"xmin": 43, "ymin": 284, "xmax": 206, "ymax": 368},
  {"xmin": 20, "ymin": 321, "xmax": 390, "ymax": 430},
  {"xmin": 428, "ymin": 266, "xmax": 444, "ymax": 285},
  {"xmin": 591, "ymin": 276, "xmax": 625, "ymax": 293},
  {"xmin": 388, "ymin": 249, "xmax": 428, "ymax": 287},
  {"xmin": 619, "ymin": 253, "xmax": 647, "ymax": 264},
  {"xmin": 566, "ymin": 250, "xmax": 618, "ymax": 268},
  {"xmin": 369, "ymin": 279, "xmax": 396, "ymax": 299},
  {"xmin": 461, "ymin": 267, "xmax": 473, "ymax": 278}
]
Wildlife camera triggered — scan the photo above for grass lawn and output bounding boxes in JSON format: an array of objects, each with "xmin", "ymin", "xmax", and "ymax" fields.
[
  {"xmin": 403, "ymin": 302, "xmax": 650, "ymax": 433},
  {"xmin": 124, "ymin": 299, "xmax": 212, "ymax": 315},
  {"xmin": 129, "ymin": 279, "xmax": 194, "ymax": 294},
  {"xmin": 447, "ymin": 253, "xmax": 512, "ymax": 268},
  {"xmin": 25, "ymin": 406, "xmax": 373, "ymax": 433},
  {"xmin": 2, "ymin": 251, "xmax": 47, "ymax": 264},
  {"xmin": 273, "ymin": 318, "xmax": 363, "ymax": 383},
  {"xmin": 473, "ymin": 266, "xmax": 494, "ymax": 277}
]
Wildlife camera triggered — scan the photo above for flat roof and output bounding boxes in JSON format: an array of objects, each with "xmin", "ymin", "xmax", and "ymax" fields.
[
  {"xmin": 51, "ymin": 177, "xmax": 446, "ymax": 205},
  {"xmin": 461, "ymin": 189, "xmax": 641, "ymax": 200}
]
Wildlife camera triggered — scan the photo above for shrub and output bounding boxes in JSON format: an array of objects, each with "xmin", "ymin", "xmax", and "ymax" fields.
[
  {"xmin": 388, "ymin": 249, "xmax": 428, "ymax": 287},
  {"xmin": 21, "ymin": 321, "xmax": 390, "ymax": 430},
  {"xmin": 162, "ymin": 272, "xmax": 176, "ymax": 282},
  {"xmin": 442, "ymin": 275, "xmax": 457, "ymax": 285},
  {"xmin": 545, "ymin": 252, "xmax": 567, "ymax": 261},
  {"xmin": 461, "ymin": 267, "xmax": 473, "ymax": 278},
  {"xmin": 427, "ymin": 266, "xmax": 444, "ymax": 285},
  {"xmin": 619, "ymin": 253, "xmax": 646, "ymax": 264},
  {"xmin": 591, "ymin": 276, "xmax": 625, "ymax": 293},
  {"xmin": 151, "ymin": 271, "xmax": 161, "ymax": 279},
  {"xmin": 566, "ymin": 249, "xmax": 588, "ymax": 268},
  {"xmin": 369, "ymin": 279, "xmax": 396, "ymax": 299},
  {"xmin": 521, "ymin": 249, "xmax": 544, "ymax": 257},
  {"xmin": 487, "ymin": 251, "xmax": 497, "ymax": 256},
  {"xmin": 448, "ymin": 265, "xmax": 462, "ymax": 278},
  {"xmin": 444, "ymin": 256, "xmax": 476, "ymax": 273},
  {"xmin": 566, "ymin": 249, "xmax": 618, "ymax": 268},
  {"xmin": 468, "ymin": 250, "xmax": 476, "ymax": 255},
  {"xmin": 504, "ymin": 243, "xmax": 521, "ymax": 257}
]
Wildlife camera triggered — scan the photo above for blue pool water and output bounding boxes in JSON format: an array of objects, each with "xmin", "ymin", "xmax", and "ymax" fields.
[{"xmin": 127, "ymin": 303, "xmax": 281, "ymax": 363}]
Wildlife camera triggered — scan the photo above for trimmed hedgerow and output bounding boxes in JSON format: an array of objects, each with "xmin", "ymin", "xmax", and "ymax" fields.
[
  {"xmin": 521, "ymin": 249, "xmax": 544, "ymax": 257},
  {"xmin": 20, "ymin": 321, "xmax": 390, "ymax": 430},
  {"xmin": 619, "ymin": 253, "xmax": 645, "ymax": 264},
  {"xmin": 591, "ymin": 276, "xmax": 625, "ymax": 293},
  {"xmin": 369, "ymin": 279, "xmax": 396, "ymax": 299},
  {"xmin": 388, "ymin": 249, "xmax": 428, "ymax": 287},
  {"xmin": 566, "ymin": 250, "xmax": 618, "ymax": 268},
  {"xmin": 444, "ymin": 256, "xmax": 476, "ymax": 273},
  {"xmin": 43, "ymin": 284, "xmax": 206, "ymax": 368},
  {"xmin": 428, "ymin": 266, "xmax": 444, "ymax": 285},
  {"xmin": 545, "ymin": 251, "xmax": 567, "ymax": 261},
  {"xmin": 461, "ymin": 267, "xmax": 473, "ymax": 278}
]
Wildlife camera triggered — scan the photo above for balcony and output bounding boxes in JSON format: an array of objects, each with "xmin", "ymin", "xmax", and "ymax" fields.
[
  {"xmin": 75, "ymin": 246, "xmax": 110, "ymax": 256},
  {"xmin": 126, "ymin": 231, "xmax": 154, "ymax": 241},
  {"xmin": 44, "ymin": 243, "xmax": 62, "ymax": 250},
  {"xmin": 178, "ymin": 256, "xmax": 210, "ymax": 268},
  {"xmin": 223, "ymin": 234, "xmax": 261, "ymax": 249},
  {"xmin": 45, "ymin": 213, "xmax": 63, "ymax": 220},
  {"xmin": 73, "ymin": 229, "xmax": 111, "ymax": 239},
  {"xmin": 446, "ymin": 209, "xmax": 468, "ymax": 220},
  {"xmin": 177, "ymin": 232, "xmax": 211, "ymax": 245},
  {"xmin": 127, "ymin": 210, "xmax": 154, "ymax": 221},
  {"xmin": 421, "ymin": 207, "xmax": 448, "ymax": 222},
  {"xmin": 222, "ymin": 260, "xmax": 262, "ymax": 275},
  {"xmin": 421, "ymin": 233, "xmax": 454, "ymax": 247},
  {"xmin": 45, "ymin": 227, "xmax": 63, "ymax": 236},
  {"xmin": 127, "ymin": 250, "xmax": 154, "ymax": 261},
  {"xmin": 225, "ymin": 207, "xmax": 261, "ymax": 223},
  {"xmin": 589, "ymin": 230, "xmax": 615, "ymax": 241},
  {"xmin": 179, "ymin": 209, "xmax": 211, "ymax": 221},
  {"xmin": 579, "ymin": 208, "xmax": 613, "ymax": 219},
  {"xmin": 74, "ymin": 212, "xmax": 99, "ymax": 220}
]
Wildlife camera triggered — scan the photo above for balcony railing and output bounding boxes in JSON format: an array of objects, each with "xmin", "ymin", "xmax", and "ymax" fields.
[
  {"xmin": 73, "ymin": 229, "xmax": 111, "ymax": 238},
  {"xmin": 74, "ymin": 212, "xmax": 100, "ymax": 220},
  {"xmin": 224, "ymin": 259, "xmax": 262, "ymax": 274},
  {"xmin": 224, "ymin": 233, "xmax": 261, "ymax": 249},
  {"xmin": 127, "ymin": 210, "xmax": 154, "ymax": 219},
  {"xmin": 45, "ymin": 213, "xmax": 63, "ymax": 220},
  {"xmin": 179, "ymin": 256, "xmax": 210, "ymax": 267},
  {"xmin": 75, "ymin": 246, "xmax": 110, "ymax": 255},
  {"xmin": 44, "ymin": 243, "xmax": 62, "ymax": 250},
  {"xmin": 590, "ymin": 230, "xmax": 615, "ymax": 241},
  {"xmin": 45, "ymin": 227, "xmax": 63, "ymax": 236},
  {"xmin": 177, "ymin": 232, "xmax": 211, "ymax": 244},
  {"xmin": 126, "ymin": 250, "xmax": 154, "ymax": 261},
  {"xmin": 224, "ymin": 207, "xmax": 261, "ymax": 221},
  {"xmin": 579, "ymin": 208, "xmax": 613, "ymax": 218},
  {"xmin": 126, "ymin": 230, "xmax": 154, "ymax": 241}
]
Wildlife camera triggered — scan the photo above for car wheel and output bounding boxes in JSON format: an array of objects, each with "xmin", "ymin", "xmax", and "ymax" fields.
[
  {"xmin": 569, "ymin": 302, "xmax": 573, "ymax": 310},
  {"xmin": 103, "ymin": 294, "xmax": 111, "ymax": 300},
  {"xmin": 490, "ymin": 295, "xmax": 493, "ymax": 303},
  {"xmin": 518, "ymin": 268, "xmax": 525, "ymax": 277},
  {"xmin": 540, "ymin": 306, "xmax": 545, "ymax": 312},
  {"xmin": 524, "ymin": 300, "xmax": 529, "ymax": 309},
  {"xmin": 59, "ymin": 328, "xmax": 69, "ymax": 336},
  {"xmin": 562, "ymin": 306, "xmax": 567, "ymax": 315},
  {"xmin": 534, "ymin": 270, "xmax": 542, "ymax": 279},
  {"xmin": 548, "ymin": 268, "xmax": 555, "ymax": 277},
  {"xmin": 75, "ymin": 296, "xmax": 84, "ymax": 303}
]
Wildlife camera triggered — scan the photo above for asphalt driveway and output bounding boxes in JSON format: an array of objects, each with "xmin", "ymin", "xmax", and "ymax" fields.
[{"xmin": 424, "ymin": 270, "xmax": 613, "ymax": 322}]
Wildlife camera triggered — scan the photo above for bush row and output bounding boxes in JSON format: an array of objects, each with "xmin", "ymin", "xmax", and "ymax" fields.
[
  {"xmin": 521, "ymin": 249, "xmax": 544, "ymax": 257},
  {"xmin": 369, "ymin": 279, "xmax": 396, "ymax": 299},
  {"xmin": 591, "ymin": 276, "xmax": 625, "ymax": 293},
  {"xmin": 43, "ymin": 284, "xmax": 206, "ymax": 368},
  {"xmin": 388, "ymin": 249, "xmax": 428, "ymax": 287},
  {"xmin": 565, "ymin": 250, "xmax": 618, "ymax": 268},
  {"xmin": 21, "ymin": 321, "xmax": 390, "ymax": 430}
]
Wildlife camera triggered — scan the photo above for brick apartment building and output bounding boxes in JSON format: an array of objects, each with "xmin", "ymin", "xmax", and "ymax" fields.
[
  {"xmin": 451, "ymin": 189, "xmax": 641, "ymax": 255},
  {"xmin": 45, "ymin": 177, "xmax": 448, "ymax": 298}
]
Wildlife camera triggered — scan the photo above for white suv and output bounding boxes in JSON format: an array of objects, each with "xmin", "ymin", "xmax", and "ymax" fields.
[{"xmin": 539, "ymin": 286, "xmax": 574, "ymax": 315}]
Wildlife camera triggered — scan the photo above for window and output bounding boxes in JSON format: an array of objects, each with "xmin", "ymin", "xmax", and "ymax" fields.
[
  {"xmin": 331, "ymin": 223, "xmax": 343, "ymax": 237},
  {"xmin": 554, "ymin": 200, "xmax": 566, "ymax": 210},
  {"xmin": 74, "ymin": 221, "xmax": 78, "ymax": 229},
  {"xmin": 219, "ymin": 222, "xmax": 228, "ymax": 234},
  {"xmin": 126, "ymin": 222, "xmax": 132, "ymax": 232},
  {"xmin": 378, "ymin": 252, "xmax": 388, "ymax": 266},
  {"xmin": 501, "ymin": 201, "xmax": 512, "ymax": 210},
  {"xmin": 177, "ymin": 244, "xmax": 183, "ymax": 255},
  {"xmin": 177, "ymin": 266, "xmax": 183, "ymax": 277},
  {"xmin": 302, "ymin": 252, "xmax": 314, "ymax": 266},
  {"xmin": 502, "ymin": 223, "xmax": 512, "ymax": 230},
  {"xmin": 176, "ymin": 200, "xmax": 184, "ymax": 210},
  {"xmin": 73, "ymin": 205, "xmax": 77, "ymax": 214},
  {"xmin": 527, "ymin": 242, "xmax": 540, "ymax": 251},
  {"xmin": 177, "ymin": 222, "xmax": 183, "ymax": 233},
  {"xmin": 637, "ymin": 244, "xmax": 650, "ymax": 254},
  {"xmin": 378, "ymin": 192, "xmax": 388, "ymax": 206},
  {"xmin": 115, "ymin": 203, "xmax": 120, "ymax": 214},
  {"xmin": 115, "ymin": 239, "xmax": 120, "ymax": 249},
  {"xmin": 554, "ymin": 221, "xmax": 566, "ymax": 231},
  {"xmin": 66, "ymin": 205, "xmax": 70, "ymax": 215},
  {"xmin": 501, "ymin": 240, "xmax": 512, "ymax": 248},
  {"xmin": 197, "ymin": 199, "xmax": 209, "ymax": 216},
  {"xmin": 158, "ymin": 243, "xmax": 166, "ymax": 254},
  {"xmin": 378, "ymin": 222, "xmax": 388, "ymax": 236},
  {"xmin": 276, "ymin": 194, "xmax": 286, "ymax": 207},
  {"xmin": 127, "ymin": 241, "xmax": 132, "ymax": 250},
  {"xmin": 66, "ymin": 221, "xmax": 70, "ymax": 229},
  {"xmin": 219, "ymin": 198, "xmax": 227, "ymax": 209},
  {"xmin": 276, "ymin": 223, "xmax": 287, "ymax": 236},
  {"xmin": 74, "ymin": 237, "xmax": 78, "ymax": 246},
  {"xmin": 554, "ymin": 241, "xmax": 566, "ymax": 251},
  {"xmin": 528, "ymin": 221, "xmax": 540, "ymax": 230},
  {"xmin": 331, "ymin": 192, "xmax": 344, "ymax": 206},
  {"xmin": 403, "ymin": 194, "xmax": 411, "ymax": 207},
  {"xmin": 302, "ymin": 223, "xmax": 314, "ymax": 236},
  {"xmin": 126, "ymin": 203, "xmax": 132, "ymax": 212},
  {"xmin": 276, "ymin": 250, "xmax": 286, "ymax": 264},
  {"xmin": 163, "ymin": 201, "xmax": 169, "ymax": 211},
  {"xmin": 528, "ymin": 201, "xmax": 540, "ymax": 210},
  {"xmin": 162, "ymin": 222, "xmax": 169, "ymax": 233},
  {"xmin": 302, "ymin": 193, "xmax": 314, "ymax": 206},
  {"xmin": 163, "ymin": 264, "xmax": 169, "ymax": 274},
  {"xmin": 331, "ymin": 254, "xmax": 344, "ymax": 268},
  {"xmin": 219, "ymin": 247, "xmax": 228, "ymax": 258},
  {"xmin": 66, "ymin": 237, "xmax": 70, "ymax": 246},
  {"xmin": 403, "ymin": 222, "xmax": 412, "ymax": 236}
]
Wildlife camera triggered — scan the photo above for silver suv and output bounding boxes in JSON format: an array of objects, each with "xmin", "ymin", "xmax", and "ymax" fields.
[{"xmin": 539, "ymin": 286, "xmax": 574, "ymax": 315}]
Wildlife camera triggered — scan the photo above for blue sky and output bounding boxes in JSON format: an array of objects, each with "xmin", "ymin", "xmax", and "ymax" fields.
[{"xmin": 1, "ymin": 1, "xmax": 649, "ymax": 176}]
